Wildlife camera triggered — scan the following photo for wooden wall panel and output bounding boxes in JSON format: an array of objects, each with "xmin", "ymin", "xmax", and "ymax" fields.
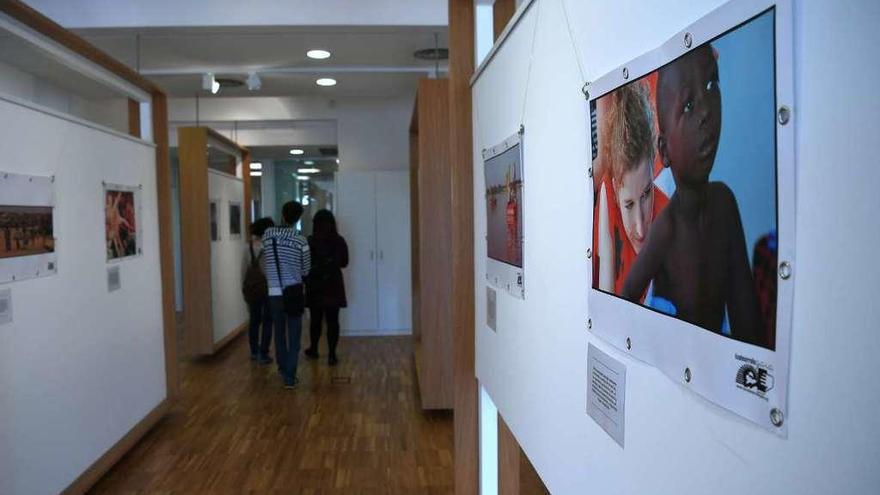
[
  {"xmin": 178, "ymin": 127, "xmax": 213, "ymax": 356},
  {"xmin": 449, "ymin": 0, "xmax": 478, "ymax": 493},
  {"xmin": 127, "ymin": 98, "xmax": 141, "ymax": 138},
  {"xmin": 494, "ymin": 0, "xmax": 516, "ymax": 40},
  {"xmin": 499, "ymin": 415, "xmax": 522, "ymax": 495},
  {"xmin": 413, "ymin": 78, "xmax": 453, "ymax": 410}
]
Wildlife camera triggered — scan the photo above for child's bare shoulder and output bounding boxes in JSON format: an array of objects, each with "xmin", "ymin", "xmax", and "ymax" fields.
[{"xmin": 707, "ymin": 182, "xmax": 740, "ymax": 212}]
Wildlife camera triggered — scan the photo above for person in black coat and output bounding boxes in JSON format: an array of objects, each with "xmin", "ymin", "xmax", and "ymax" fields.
[{"xmin": 303, "ymin": 209, "xmax": 349, "ymax": 366}]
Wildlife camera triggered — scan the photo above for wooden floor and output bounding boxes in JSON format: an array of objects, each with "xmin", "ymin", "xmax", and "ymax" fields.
[{"xmin": 89, "ymin": 334, "xmax": 454, "ymax": 494}]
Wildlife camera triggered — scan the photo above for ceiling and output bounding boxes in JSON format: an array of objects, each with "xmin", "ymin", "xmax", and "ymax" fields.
[{"xmin": 76, "ymin": 26, "xmax": 449, "ymax": 98}]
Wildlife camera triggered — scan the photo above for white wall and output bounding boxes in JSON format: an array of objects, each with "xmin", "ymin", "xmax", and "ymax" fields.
[
  {"xmin": 473, "ymin": 0, "xmax": 880, "ymax": 494},
  {"xmin": 25, "ymin": 0, "xmax": 447, "ymax": 28},
  {"xmin": 169, "ymin": 95, "xmax": 413, "ymax": 172},
  {"xmin": 0, "ymin": 60, "xmax": 129, "ymax": 134},
  {"xmin": 208, "ymin": 170, "xmax": 249, "ymax": 344},
  {"xmin": 0, "ymin": 97, "xmax": 165, "ymax": 495}
]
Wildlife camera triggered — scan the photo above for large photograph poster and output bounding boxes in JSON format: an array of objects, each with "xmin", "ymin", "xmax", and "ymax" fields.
[
  {"xmin": 0, "ymin": 171, "xmax": 57, "ymax": 283},
  {"xmin": 484, "ymin": 130, "xmax": 525, "ymax": 299},
  {"xmin": 588, "ymin": 0, "xmax": 795, "ymax": 434},
  {"xmin": 105, "ymin": 184, "xmax": 141, "ymax": 261}
]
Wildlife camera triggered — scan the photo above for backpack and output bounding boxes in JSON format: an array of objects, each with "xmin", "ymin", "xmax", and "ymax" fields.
[{"xmin": 242, "ymin": 245, "xmax": 268, "ymax": 305}]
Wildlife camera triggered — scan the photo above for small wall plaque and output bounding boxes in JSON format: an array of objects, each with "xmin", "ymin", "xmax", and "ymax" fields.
[{"xmin": 587, "ymin": 344, "xmax": 626, "ymax": 447}]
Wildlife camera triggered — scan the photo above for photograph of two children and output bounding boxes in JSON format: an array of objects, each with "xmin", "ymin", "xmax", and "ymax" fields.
[{"xmin": 591, "ymin": 9, "xmax": 778, "ymax": 352}]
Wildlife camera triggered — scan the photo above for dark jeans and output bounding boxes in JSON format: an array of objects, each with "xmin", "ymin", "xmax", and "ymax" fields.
[
  {"xmin": 247, "ymin": 299, "xmax": 273, "ymax": 358},
  {"xmin": 308, "ymin": 306, "xmax": 341, "ymax": 357},
  {"xmin": 269, "ymin": 296, "xmax": 303, "ymax": 381}
]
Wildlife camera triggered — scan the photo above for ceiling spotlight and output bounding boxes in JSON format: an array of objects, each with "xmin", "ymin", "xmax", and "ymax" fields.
[
  {"xmin": 202, "ymin": 72, "xmax": 220, "ymax": 94},
  {"xmin": 246, "ymin": 72, "xmax": 261, "ymax": 91},
  {"xmin": 297, "ymin": 175, "xmax": 310, "ymax": 181},
  {"xmin": 249, "ymin": 162, "xmax": 262, "ymax": 171},
  {"xmin": 316, "ymin": 78, "xmax": 337, "ymax": 87},
  {"xmin": 250, "ymin": 170, "xmax": 263, "ymax": 177},
  {"xmin": 304, "ymin": 160, "xmax": 315, "ymax": 165},
  {"xmin": 297, "ymin": 168, "xmax": 320, "ymax": 174},
  {"xmin": 335, "ymin": 158, "xmax": 340, "ymax": 164},
  {"xmin": 307, "ymin": 49, "xmax": 331, "ymax": 60},
  {"xmin": 289, "ymin": 148, "xmax": 304, "ymax": 155}
]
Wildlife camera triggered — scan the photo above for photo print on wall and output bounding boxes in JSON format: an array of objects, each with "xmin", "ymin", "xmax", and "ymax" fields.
[
  {"xmin": 484, "ymin": 128, "xmax": 525, "ymax": 299},
  {"xmin": 0, "ymin": 171, "xmax": 58, "ymax": 283},
  {"xmin": 229, "ymin": 202, "xmax": 242, "ymax": 238},
  {"xmin": 0, "ymin": 206, "xmax": 54, "ymax": 259},
  {"xmin": 210, "ymin": 200, "xmax": 219, "ymax": 241},
  {"xmin": 105, "ymin": 184, "xmax": 141, "ymax": 261},
  {"xmin": 587, "ymin": 0, "xmax": 795, "ymax": 434}
]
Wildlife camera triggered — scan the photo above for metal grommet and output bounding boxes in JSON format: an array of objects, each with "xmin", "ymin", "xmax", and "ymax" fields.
[
  {"xmin": 684, "ymin": 367, "xmax": 692, "ymax": 383},
  {"xmin": 622, "ymin": 67, "xmax": 629, "ymax": 80},
  {"xmin": 770, "ymin": 408, "xmax": 784, "ymax": 427},
  {"xmin": 587, "ymin": 318, "xmax": 592, "ymax": 330},
  {"xmin": 588, "ymin": 167, "xmax": 593, "ymax": 178},
  {"xmin": 779, "ymin": 261, "xmax": 792, "ymax": 280},
  {"xmin": 586, "ymin": 248, "xmax": 592, "ymax": 259},
  {"xmin": 625, "ymin": 337, "xmax": 632, "ymax": 350},
  {"xmin": 684, "ymin": 32, "xmax": 693, "ymax": 48},
  {"xmin": 777, "ymin": 105, "xmax": 791, "ymax": 125},
  {"xmin": 582, "ymin": 82, "xmax": 591, "ymax": 99}
]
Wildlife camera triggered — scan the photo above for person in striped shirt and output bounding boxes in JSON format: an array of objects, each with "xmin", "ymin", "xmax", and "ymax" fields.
[{"xmin": 262, "ymin": 201, "xmax": 311, "ymax": 388}]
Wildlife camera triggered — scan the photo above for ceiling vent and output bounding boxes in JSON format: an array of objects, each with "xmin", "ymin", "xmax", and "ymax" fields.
[
  {"xmin": 216, "ymin": 78, "xmax": 245, "ymax": 89},
  {"xmin": 414, "ymin": 48, "xmax": 449, "ymax": 61}
]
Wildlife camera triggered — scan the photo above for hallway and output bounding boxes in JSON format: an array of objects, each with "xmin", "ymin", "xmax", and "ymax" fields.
[{"xmin": 89, "ymin": 336, "xmax": 454, "ymax": 494}]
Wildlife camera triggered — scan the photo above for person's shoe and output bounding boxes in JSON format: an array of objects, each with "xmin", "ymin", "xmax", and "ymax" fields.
[
  {"xmin": 283, "ymin": 376, "xmax": 299, "ymax": 389},
  {"xmin": 328, "ymin": 355, "xmax": 338, "ymax": 367},
  {"xmin": 257, "ymin": 354, "xmax": 273, "ymax": 365},
  {"xmin": 304, "ymin": 348, "xmax": 319, "ymax": 360}
]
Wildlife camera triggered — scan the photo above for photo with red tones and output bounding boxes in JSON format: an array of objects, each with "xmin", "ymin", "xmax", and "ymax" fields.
[
  {"xmin": 485, "ymin": 143, "xmax": 523, "ymax": 268},
  {"xmin": 105, "ymin": 190, "xmax": 138, "ymax": 259}
]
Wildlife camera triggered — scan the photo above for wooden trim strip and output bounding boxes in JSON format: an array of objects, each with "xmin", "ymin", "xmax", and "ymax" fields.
[
  {"xmin": 499, "ymin": 414, "xmax": 522, "ymax": 495},
  {"xmin": 152, "ymin": 91, "xmax": 179, "ymax": 400},
  {"xmin": 60, "ymin": 399, "xmax": 169, "ymax": 495},
  {"xmin": 0, "ymin": 0, "xmax": 161, "ymax": 94},
  {"xmin": 207, "ymin": 126, "xmax": 249, "ymax": 154}
]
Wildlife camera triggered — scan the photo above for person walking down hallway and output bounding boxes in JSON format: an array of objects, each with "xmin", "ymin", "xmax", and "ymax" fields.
[
  {"xmin": 304, "ymin": 209, "xmax": 349, "ymax": 366},
  {"xmin": 263, "ymin": 202, "xmax": 310, "ymax": 388},
  {"xmin": 243, "ymin": 217, "xmax": 275, "ymax": 364}
]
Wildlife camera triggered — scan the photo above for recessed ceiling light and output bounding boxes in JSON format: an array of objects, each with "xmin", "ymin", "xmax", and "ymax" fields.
[
  {"xmin": 304, "ymin": 160, "xmax": 315, "ymax": 165},
  {"xmin": 307, "ymin": 49, "xmax": 331, "ymax": 60},
  {"xmin": 289, "ymin": 149, "xmax": 304, "ymax": 155},
  {"xmin": 335, "ymin": 158, "xmax": 340, "ymax": 164},
  {"xmin": 297, "ymin": 175, "xmax": 310, "ymax": 181},
  {"xmin": 297, "ymin": 168, "xmax": 320, "ymax": 174},
  {"xmin": 249, "ymin": 162, "xmax": 262, "ymax": 170},
  {"xmin": 250, "ymin": 170, "xmax": 263, "ymax": 177},
  {"xmin": 316, "ymin": 78, "xmax": 337, "ymax": 87}
]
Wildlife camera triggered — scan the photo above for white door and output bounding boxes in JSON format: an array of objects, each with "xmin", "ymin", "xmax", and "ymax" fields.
[
  {"xmin": 375, "ymin": 171, "xmax": 412, "ymax": 333},
  {"xmin": 336, "ymin": 172, "xmax": 378, "ymax": 333}
]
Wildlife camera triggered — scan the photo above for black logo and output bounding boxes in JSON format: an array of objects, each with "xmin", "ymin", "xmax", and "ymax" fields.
[{"xmin": 736, "ymin": 364, "xmax": 774, "ymax": 394}]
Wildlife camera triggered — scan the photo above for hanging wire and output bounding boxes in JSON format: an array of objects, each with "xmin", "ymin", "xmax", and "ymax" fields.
[
  {"xmin": 559, "ymin": 0, "xmax": 587, "ymax": 86},
  {"xmin": 519, "ymin": 0, "xmax": 544, "ymax": 126}
]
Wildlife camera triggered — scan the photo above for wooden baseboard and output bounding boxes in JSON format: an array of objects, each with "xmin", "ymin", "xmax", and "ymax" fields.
[
  {"xmin": 212, "ymin": 322, "xmax": 248, "ymax": 354},
  {"xmin": 61, "ymin": 399, "xmax": 169, "ymax": 495}
]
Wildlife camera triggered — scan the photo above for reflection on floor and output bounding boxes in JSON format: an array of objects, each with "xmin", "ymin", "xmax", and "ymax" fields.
[{"xmin": 89, "ymin": 335, "xmax": 454, "ymax": 494}]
